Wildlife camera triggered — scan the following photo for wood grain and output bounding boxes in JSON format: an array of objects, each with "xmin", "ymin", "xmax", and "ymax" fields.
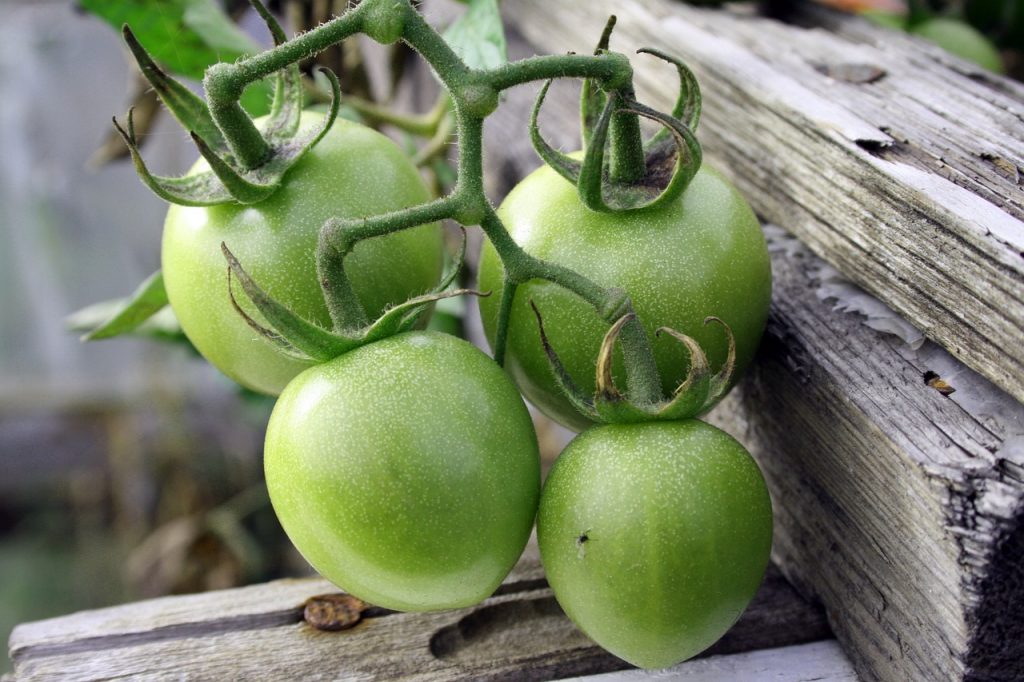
[
  {"xmin": 705, "ymin": 229, "xmax": 1024, "ymax": 681},
  {"xmin": 499, "ymin": 0, "xmax": 1024, "ymax": 407},
  {"xmin": 569, "ymin": 640, "xmax": 857, "ymax": 681},
  {"xmin": 8, "ymin": 545, "xmax": 830, "ymax": 681}
]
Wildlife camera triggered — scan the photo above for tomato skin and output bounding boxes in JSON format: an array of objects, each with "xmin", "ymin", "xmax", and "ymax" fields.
[
  {"xmin": 478, "ymin": 163, "xmax": 771, "ymax": 432},
  {"xmin": 162, "ymin": 113, "xmax": 444, "ymax": 396},
  {"xmin": 537, "ymin": 420, "xmax": 772, "ymax": 669},
  {"xmin": 910, "ymin": 18, "xmax": 1004, "ymax": 73},
  {"xmin": 264, "ymin": 331, "xmax": 541, "ymax": 611}
]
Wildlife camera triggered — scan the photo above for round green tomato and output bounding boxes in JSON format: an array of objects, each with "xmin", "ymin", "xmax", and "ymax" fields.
[
  {"xmin": 910, "ymin": 18, "xmax": 1004, "ymax": 73},
  {"xmin": 265, "ymin": 331, "xmax": 541, "ymax": 611},
  {"xmin": 163, "ymin": 112, "xmax": 444, "ymax": 396},
  {"xmin": 538, "ymin": 420, "xmax": 772, "ymax": 669},
  {"xmin": 478, "ymin": 164, "xmax": 771, "ymax": 432}
]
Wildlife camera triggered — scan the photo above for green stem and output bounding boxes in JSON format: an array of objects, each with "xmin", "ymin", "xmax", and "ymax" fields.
[
  {"xmin": 346, "ymin": 93, "xmax": 450, "ymax": 137},
  {"xmin": 203, "ymin": 0, "xmax": 369, "ymax": 167},
  {"xmin": 201, "ymin": 0, "xmax": 664, "ymax": 403},
  {"xmin": 316, "ymin": 239, "xmax": 370, "ymax": 332},
  {"xmin": 608, "ymin": 90, "xmax": 646, "ymax": 183},
  {"xmin": 493, "ymin": 278, "xmax": 518, "ymax": 367},
  {"xmin": 321, "ymin": 197, "xmax": 459, "ymax": 255},
  {"xmin": 616, "ymin": 318, "xmax": 661, "ymax": 404},
  {"xmin": 478, "ymin": 208, "xmax": 660, "ymax": 404},
  {"xmin": 487, "ymin": 53, "xmax": 632, "ymax": 92},
  {"xmin": 399, "ymin": 7, "xmax": 472, "ymax": 90},
  {"xmin": 453, "ymin": 115, "xmax": 487, "ymax": 217}
]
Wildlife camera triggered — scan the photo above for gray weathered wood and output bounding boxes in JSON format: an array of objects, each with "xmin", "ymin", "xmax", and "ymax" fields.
[
  {"xmin": 570, "ymin": 640, "xmax": 857, "ymax": 681},
  {"xmin": 705, "ymin": 231, "xmax": 1024, "ymax": 682},
  {"xmin": 499, "ymin": 0, "xmax": 1024, "ymax": 407},
  {"xmin": 8, "ymin": 545, "xmax": 830, "ymax": 681}
]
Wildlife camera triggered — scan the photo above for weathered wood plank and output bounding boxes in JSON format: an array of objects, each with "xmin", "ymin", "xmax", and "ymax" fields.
[
  {"xmin": 710, "ymin": 229, "xmax": 1024, "ymax": 682},
  {"xmin": 500, "ymin": 0, "xmax": 1024, "ymax": 406},
  {"xmin": 569, "ymin": 640, "xmax": 857, "ymax": 681},
  {"xmin": 8, "ymin": 545, "xmax": 830, "ymax": 681}
]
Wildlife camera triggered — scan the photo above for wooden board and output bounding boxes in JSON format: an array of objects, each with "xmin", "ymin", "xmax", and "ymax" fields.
[
  {"xmin": 7, "ymin": 545, "xmax": 831, "ymax": 681},
  {"xmin": 499, "ymin": 0, "xmax": 1024, "ymax": 408},
  {"xmin": 708, "ymin": 229, "xmax": 1024, "ymax": 682},
  {"xmin": 570, "ymin": 640, "xmax": 857, "ymax": 681}
]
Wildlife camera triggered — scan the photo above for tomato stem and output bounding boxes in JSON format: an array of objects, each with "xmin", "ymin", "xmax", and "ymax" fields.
[
  {"xmin": 192, "ymin": 0, "xmax": 668, "ymax": 402},
  {"xmin": 492, "ymin": 279, "xmax": 518, "ymax": 367},
  {"xmin": 608, "ymin": 90, "xmax": 647, "ymax": 184},
  {"xmin": 343, "ymin": 94, "xmax": 449, "ymax": 137}
]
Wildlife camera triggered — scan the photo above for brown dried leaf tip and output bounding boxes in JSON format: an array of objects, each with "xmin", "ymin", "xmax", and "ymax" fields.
[
  {"xmin": 304, "ymin": 593, "xmax": 367, "ymax": 631},
  {"xmin": 923, "ymin": 370, "xmax": 956, "ymax": 396}
]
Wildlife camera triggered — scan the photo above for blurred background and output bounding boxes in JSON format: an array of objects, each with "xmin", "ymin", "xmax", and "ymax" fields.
[
  {"xmin": 1, "ymin": 0, "xmax": 1020, "ymax": 673},
  {"xmin": 0, "ymin": 3, "xmax": 302, "ymax": 671}
]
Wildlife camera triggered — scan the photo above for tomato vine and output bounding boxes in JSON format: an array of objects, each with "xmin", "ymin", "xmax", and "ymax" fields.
[
  {"xmin": 112, "ymin": 0, "xmax": 720, "ymax": 409},
  {"xmin": 85, "ymin": 0, "xmax": 778, "ymax": 664}
]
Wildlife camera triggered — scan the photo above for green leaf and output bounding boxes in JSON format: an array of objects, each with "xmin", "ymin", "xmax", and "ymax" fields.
[
  {"xmin": 80, "ymin": 0, "xmax": 259, "ymax": 79},
  {"xmin": 80, "ymin": 0, "xmax": 272, "ymax": 114},
  {"xmin": 443, "ymin": 0, "xmax": 507, "ymax": 70},
  {"xmin": 68, "ymin": 271, "xmax": 176, "ymax": 341}
]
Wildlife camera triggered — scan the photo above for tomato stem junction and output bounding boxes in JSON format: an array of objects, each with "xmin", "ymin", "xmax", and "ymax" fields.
[{"xmin": 124, "ymin": 0, "xmax": 712, "ymax": 405}]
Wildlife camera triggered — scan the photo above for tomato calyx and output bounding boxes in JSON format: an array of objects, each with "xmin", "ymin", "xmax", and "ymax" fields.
[
  {"xmin": 530, "ymin": 302, "xmax": 736, "ymax": 423},
  {"xmin": 112, "ymin": 0, "xmax": 343, "ymax": 207},
  {"xmin": 529, "ymin": 17, "xmax": 703, "ymax": 213},
  {"xmin": 222, "ymin": 230, "xmax": 484, "ymax": 363}
]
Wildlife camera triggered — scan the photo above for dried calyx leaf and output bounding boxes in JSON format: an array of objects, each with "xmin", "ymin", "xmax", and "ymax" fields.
[
  {"xmin": 223, "ymin": 229, "xmax": 485, "ymax": 362},
  {"xmin": 529, "ymin": 18, "xmax": 703, "ymax": 213},
  {"xmin": 530, "ymin": 305, "xmax": 736, "ymax": 424},
  {"xmin": 113, "ymin": 0, "xmax": 337, "ymax": 207}
]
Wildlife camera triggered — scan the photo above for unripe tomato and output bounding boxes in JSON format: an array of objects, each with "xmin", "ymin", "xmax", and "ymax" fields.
[
  {"xmin": 538, "ymin": 420, "xmax": 772, "ymax": 668},
  {"xmin": 265, "ymin": 331, "xmax": 541, "ymax": 611},
  {"xmin": 478, "ymin": 163, "xmax": 771, "ymax": 432},
  {"xmin": 162, "ymin": 113, "xmax": 444, "ymax": 395},
  {"xmin": 910, "ymin": 18, "xmax": 1004, "ymax": 73}
]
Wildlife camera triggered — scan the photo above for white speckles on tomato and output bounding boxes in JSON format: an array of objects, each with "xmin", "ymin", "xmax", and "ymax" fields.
[
  {"xmin": 265, "ymin": 331, "xmax": 541, "ymax": 612},
  {"xmin": 478, "ymin": 162, "xmax": 771, "ymax": 432},
  {"xmin": 162, "ymin": 112, "xmax": 445, "ymax": 396},
  {"xmin": 537, "ymin": 420, "xmax": 772, "ymax": 669}
]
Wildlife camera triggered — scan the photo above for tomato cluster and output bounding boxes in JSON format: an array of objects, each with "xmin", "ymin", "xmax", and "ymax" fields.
[
  {"xmin": 163, "ymin": 114, "xmax": 772, "ymax": 664},
  {"xmin": 130, "ymin": 2, "xmax": 773, "ymax": 667}
]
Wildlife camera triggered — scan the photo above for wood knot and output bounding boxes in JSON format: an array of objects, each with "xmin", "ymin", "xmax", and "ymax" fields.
[
  {"xmin": 923, "ymin": 370, "xmax": 956, "ymax": 396},
  {"xmin": 303, "ymin": 593, "xmax": 367, "ymax": 632},
  {"xmin": 813, "ymin": 62, "xmax": 886, "ymax": 84}
]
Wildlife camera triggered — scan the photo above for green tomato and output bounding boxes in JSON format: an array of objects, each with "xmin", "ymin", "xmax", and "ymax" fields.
[
  {"xmin": 265, "ymin": 331, "xmax": 541, "ymax": 611},
  {"xmin": 478, "ymin": 163, "xmax": 771, "ymax": 432},
  {"xmin": 910, "ymin": 18, "xmax": 1004, "ymax": 73},
  {"xmin": 162, "ymin": 112, "xmax": 444, "ymax": 395},
  {"xmin": 538, "ymin": 420, "xmax": 772, "ymax": 669}
]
